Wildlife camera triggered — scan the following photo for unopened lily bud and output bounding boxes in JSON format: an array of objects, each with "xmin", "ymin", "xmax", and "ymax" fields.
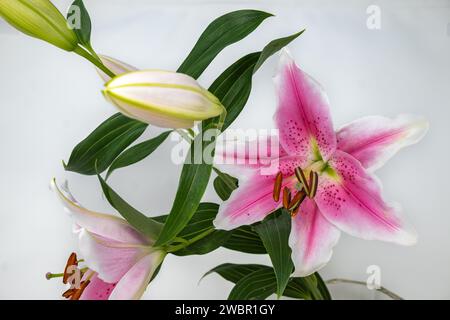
[
  {"xmin": 97, "ymin": 55, "xmax": 138, "ymax": 82},
  {"xmin": 0, "ymin": 0, "xmax": 78, "ymax": 51},
  {"xmin": 103, "ymin": 70, "xmax": 224, "ymax": 128}
]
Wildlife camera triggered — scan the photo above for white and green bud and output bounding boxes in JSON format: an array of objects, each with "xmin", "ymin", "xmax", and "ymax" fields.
[
  {"xmin": 103, "ymin": 70, "xmax": 224, "ymax": 128},
  {"xmin": 0, "ymin": 0, "xmax": 78, "ymax": 51}
]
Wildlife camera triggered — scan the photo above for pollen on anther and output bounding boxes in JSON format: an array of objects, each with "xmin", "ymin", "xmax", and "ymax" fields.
[
  {"xmin": 282, "ymin": 187, "xmax": 291, "ymax": 208},
  {"xmin": 273, "ymin": 172, "xmax": 283, "ymax": 202}
]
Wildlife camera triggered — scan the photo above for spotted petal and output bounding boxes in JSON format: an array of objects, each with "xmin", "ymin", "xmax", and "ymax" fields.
[
  {"xmin": 289, "ymin": 199, "xmax": 341, "ymax": 277},
  {"xmin": 109, "ymin": 251, "xmax": 165, "ymax": 300},
  {"xmin": 274, "ymin": 49, "xmax": 336, "ymax": 165},
  {"xmin": 315, "ymin": 151, "xmax": 417, "ymax": 245},
  {"xmin": 337, "ymin": 115, "xmax": 429, "ymax": 171},
  {"xmin": 80, "ymin": 272, "xmax": 116, "ymax": 300},
  {"xmin": 52, "ymin": 179, "xmax": 151, "ymax": 245}
]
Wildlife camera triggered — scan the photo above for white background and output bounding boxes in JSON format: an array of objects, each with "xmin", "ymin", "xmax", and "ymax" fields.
[{"xmin": 0, "ymin": 0, "xmax": 449, "ymax": 299}]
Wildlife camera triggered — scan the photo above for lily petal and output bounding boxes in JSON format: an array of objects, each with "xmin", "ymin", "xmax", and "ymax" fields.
[
  {"xmin": 109, "ymin": 251, "xmax": 165, "ymax": 300},
  {"xmin": 213, "ymin": 171, "xmax": 296, "ymax": 230},
  {"xmin": 315, "ymin": 151, "xmax": 417, "ymax": 245},
  {"xmin": 78, "ymin": 230, "xmax": 151, "ymax": 283},
  {"xmin": 80, "ymin": 272, "xmax": 116, "ymax": 300},
  {"xmin": 290, "ymin": 199, "xmax": 341, "ymax": 277},
  {"xmin": 52, "ymin": 179, "xmax": 151, "ymax": 245},
  {"xmin": 98, "ymin": 55, "xmax": 138, "ymax": 82},
  {"xmin": 337, "ymin": 114, "xmax": 429, "ymax": 171},
  {"xmin": 274, "ymin": 49, "xmax": 336, "ymax": 164},
  {"xmin": 215, "ymin": 134, "xmax": 287, "ymax": 169}
]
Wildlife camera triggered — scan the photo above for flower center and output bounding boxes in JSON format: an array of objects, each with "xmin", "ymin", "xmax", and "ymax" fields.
[
  {"xmin": 46, "ymin": 252, "xmax": 91, "ymax": 300},
  {"xmin": 272, "ymin": 166, "xmax": 320, "ymax": 218}
]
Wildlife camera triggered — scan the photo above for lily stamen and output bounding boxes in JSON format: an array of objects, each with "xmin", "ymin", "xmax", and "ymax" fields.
[
  {"xmin": 63, "ymin": 252, "xmax": 78, "ymax": 284},
  {"xmin": 45, "ymin": 272, "xmax": 64, "ymax": 280},
  {"xmin": 291, "ymin": 204, "xmax": 301, "ymax": 218},
  {"xmin": 295, "ymin": 167, "xmax": 310, "ymax": 195},
  {"xmin": 308, "ymin": 171, "xmax": 319, "ymax": 198},
  {"xmin": 288, "ymin": 190, "xmax": 307, "ymax": 210},
  {"xmin": 273, "ymin": 172, "xmax": 283, "ymax": 202},
  {"xmin": 282, "ymin": 187, "xmax": 291, "ymax": 208}
]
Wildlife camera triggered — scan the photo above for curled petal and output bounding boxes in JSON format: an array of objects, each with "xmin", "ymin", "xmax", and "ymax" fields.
[
  {"xmin": 51, "ymin": 179, "xmax": 151, "ymax": 245},
  {"xmin": 289, "ymin": 199, "xmax": 341, "ymax": 277},
  {"xmin": 337, "ymin": 115, "xmax": 429, "ymax": 171},
  {"xmin": 315, "ymin": 151, "xmax": 417, "ymax": 245},
  {"xmin": 213, "ymin": 171, "xmax": 296, "ymax": 230},
  {"xmin": 274, "ymin": 49, "xmax": 336, "ymax": 164},
  {"xmin": 98, "ymin": 55, "xmax": 138, "ymax": 82},
  {"xmin": 78, "ymin": 230, "xmax": 151, "ymax": 283},
  {"xmin": 109, "ymin": 251, "xmax": 165, "ymax": 300}
]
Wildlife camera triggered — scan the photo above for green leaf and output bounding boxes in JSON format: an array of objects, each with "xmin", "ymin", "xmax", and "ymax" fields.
[
  {"xmin": 315, "ymin": 272, "xmax": 332, "ymax": 300},
  {"xmin": 204, "ymin": 263, "xmax": 328, "ymax": 300},
  {"xmin": 228, "ymin": 268, "xmax": 277, "ymax": 300},
  {"xmin": 174, "ymin": 231, "xmax": 230, "ymax": 256},
  {"xmin": 202, "ymin": 263, "xmax": 269, "ymax": 284},
  {"xmin": 284, "ymin": 276, "xmax": 314, "ymax": 300},
  {"xmin": 213, "ymin": 168, "xmax": 238, "ymax": 201},
  {"xmin": 222, "ymin": 225, "xmax": 267, "ymax": 254},
  {"xmin": 253, "ymin": 210, "xmax": 294, "ymax": 297},
  {"xmin": 154, "ymin": 128, "xmax": 218, "ymax": 246},
  {"xmin": 96, "ymin": 172, "xmax": 163, "ymax": 239},
  {"xmin": 252, "ymin": 30, "xmax": 305, "ymax": 73},
  {"xmin": 177, "ymin": 10, "xmax": 273, "ymax": 79},
  {"xmin": 154, "ymin": 203, "xmax": 230, "ymax": 256},
  {"xmin": 205, "ymin": 30, "xmax": 304, "ymax": 131},
  {"xmin": 106, "ymin": 131, "xmax": 171, "ymax": 179},
  {"xmin": 64, "ymin": 114, "xmax": 147, "ymax": 175},
  {"xmin": 67, "ymin": 0, "xmax": 92, "ymax": 47}
]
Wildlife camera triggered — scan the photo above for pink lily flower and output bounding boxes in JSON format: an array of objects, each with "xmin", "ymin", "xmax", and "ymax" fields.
[
  {"xmin": 51, "ymin": 179, "xmax": 165, "ymax": 300},
  {"xmin": 213, "ymin": 49, "xmax": 428, "ymax": 277}
]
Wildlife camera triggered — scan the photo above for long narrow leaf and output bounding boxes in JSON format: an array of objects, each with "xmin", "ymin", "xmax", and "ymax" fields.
[
  {"xmin": 106, "ymin": 131, "xmax": 171, "ymax": 179},
  {"xmin": 253, "ymin": 210, "xmax": 294, "ymax": 297},
  {"xmin": 64, "ymin": 114, "xmax": 147, "ymax": 175},
  {"xmin": 97, "ymin": 172, "xmax": 163, "ymax": 239},
  {"xmin": 178, "ymin": 10, "xmax": 273, "ymax": 79}
]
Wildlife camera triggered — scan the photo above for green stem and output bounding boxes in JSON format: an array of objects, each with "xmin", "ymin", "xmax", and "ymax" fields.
[
  {"xmin": 166, "ymin": 228, "xmax": 215, "ymax": 253},
  {"xmin": 73, "ymin": 45, "xmax": 115, "ymax": 78},
  {"xmin": 83, "ymin": 43, "xmax": 101, "ymax": 62}
]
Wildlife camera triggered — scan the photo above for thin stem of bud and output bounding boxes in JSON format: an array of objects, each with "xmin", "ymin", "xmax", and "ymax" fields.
[{"xmin": 74, "ymin": 45, "xmax": 115, "ymax": 78}]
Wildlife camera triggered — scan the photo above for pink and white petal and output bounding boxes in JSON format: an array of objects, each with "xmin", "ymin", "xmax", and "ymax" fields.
[
  {"xmin": 80, "ymin": 272, "xmax": 116, "ymax": 300},
  {"xmin": 215, "ymin": 134, "xmax": 287, "ymax": 169},
  {"xmin": 315, "ymin": 150, "xmax": 417, "ymax": 245},
  {"xmin": 289, "ymin": 199, "xmax": 341, "ymax": 277},
  {"xmin": 109, "ymin": 251, "xmax": 165, "ymax": 300},
  {"xmin": 52, "ymin": 179, "xmax": 151, "ymax": 245},
  {"xmin": 98, "ymin": 55, "xmax": 138, "ymax": 82},
  {"xmin": 337, "ymin": 114, "xmax": 429, "ymax": 171},
  {"xmin": 78, "ymin": 230, "xmax": 151, "ymax": 283},
  {"xmin": 213, "ymin": 171, "xmax": 297, "ymax": 231},
  {"xmin": 274, "ymin": 49, "xmax": 336, "ymax": 164}
]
